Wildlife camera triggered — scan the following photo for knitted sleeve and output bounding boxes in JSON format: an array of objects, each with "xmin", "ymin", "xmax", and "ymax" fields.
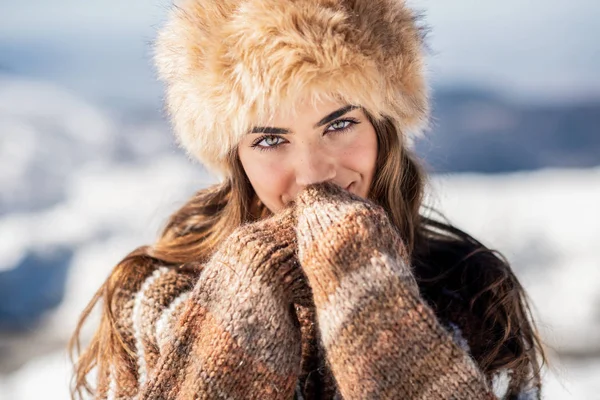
[
  {"xmin": 99, "ymin": 266, "xmax": 196, "ymax": 399},
  {"xmin": 294, "ymin": 182, "xmax": 497, "ymax": 400},
  {"xmin": 132, "ymin": 208, "xmax": 307, "ymax": 399}
]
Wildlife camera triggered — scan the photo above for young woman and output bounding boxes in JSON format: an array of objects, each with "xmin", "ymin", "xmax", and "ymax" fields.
[{"xmin": 70, "ymin": 0, "xmax": 546, "ymax": 398}]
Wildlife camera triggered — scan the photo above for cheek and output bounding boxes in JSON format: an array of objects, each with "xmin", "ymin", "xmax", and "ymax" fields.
[
  {"xmin": 238, "ymin": 151, "xmax": 291, "ymax": 210},
  {"xmin": 339, "ymin": 128, "xmax": 378, "ymax": 190}
]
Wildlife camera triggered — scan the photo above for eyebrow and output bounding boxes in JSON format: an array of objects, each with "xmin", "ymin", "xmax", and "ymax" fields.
[{"xmin": 249, "ymin": 104, "xmax": 359, "ymax": 134}]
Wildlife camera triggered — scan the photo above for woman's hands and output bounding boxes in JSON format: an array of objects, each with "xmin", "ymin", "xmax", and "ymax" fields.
[
  {"xmin": 291, "ymin": 182, "xmax": 494, "ymax": 399},
  {"xmin": 211, "ymin": 205, "xmax": 312, "ymax": 305},
  {"xmin": 294, "ymin": 181, "xmax": 413, "ymax": 306},
  {"xmin": 140, "ymin": 207, "xmax": 310, "ymax": 399},
  {"xmin": 141, "ymin": 182, "xmax": 493, "ymax": 399}
]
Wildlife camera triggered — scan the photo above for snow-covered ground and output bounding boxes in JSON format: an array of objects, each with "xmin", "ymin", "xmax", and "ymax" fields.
[{"xmin": 1, "ymin": 77, "xmax": 598, "ymax": 399}]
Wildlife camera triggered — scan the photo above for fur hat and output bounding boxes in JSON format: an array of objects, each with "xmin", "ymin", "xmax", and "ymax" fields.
[{"xmin": 154, "ymin": 0, "xmax": 429, "ymax": 177}]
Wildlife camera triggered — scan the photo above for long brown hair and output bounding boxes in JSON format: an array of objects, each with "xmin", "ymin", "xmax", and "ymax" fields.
[{"xmin": 69, "ymin": 114, "xmax": 546, "ymax": 399}]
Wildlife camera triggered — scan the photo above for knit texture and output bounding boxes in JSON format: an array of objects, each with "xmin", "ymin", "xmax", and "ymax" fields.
[{"xmin": 98, "ymin": 183, "xmax": 540, "ymax": 399}]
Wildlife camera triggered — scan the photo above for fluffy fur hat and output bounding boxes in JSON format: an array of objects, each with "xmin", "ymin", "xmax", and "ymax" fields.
[{"xmin": 154, "ymin": 0, "xmax": 429, "ymax": 177}]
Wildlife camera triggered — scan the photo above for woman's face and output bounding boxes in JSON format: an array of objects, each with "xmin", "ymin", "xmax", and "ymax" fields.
[{"xmin": 237, "ymin": 98, "xmax": 379, "ymax": 213}]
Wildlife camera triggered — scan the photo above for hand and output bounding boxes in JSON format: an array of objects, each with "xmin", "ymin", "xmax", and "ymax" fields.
[
  {"xmin": 140, "ymin": 207, "xmax": 311, "ymax": 398},
  {"xmin": 293, "ymin": 182, "xmax": 411, "ymax": 306},
  {"xmin": 212, "ymin": 205, "xmax": 312, "ymax": 305},
  {"xmin": 290, "ymin": 182, "xmax": 493, "ymax": 400},
  {"xmin": 294, "ymin": 182, "xmax": 407, "ymax": 263}
]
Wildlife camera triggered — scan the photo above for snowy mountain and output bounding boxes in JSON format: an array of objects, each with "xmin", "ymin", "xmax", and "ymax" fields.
[
  {"xmin": 0, "ymin": 75, "xmax": 208, "ymax": 334},
  {"xmin": 0, "ymin": 76, "xmax": 118, "ymax": 215},
  {"xmin": 417, "ymin": 88, "xmax": 600, "ymax": 173},
  {"xmin": 3, "ymin": 0, "xmax": 599, "ymax": 104}
]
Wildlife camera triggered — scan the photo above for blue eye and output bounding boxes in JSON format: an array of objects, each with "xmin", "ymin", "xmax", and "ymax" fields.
[
  {"xmin": 327, "ymin": 120, "xmax": 352, "ymax": 131},
  {"xmin": 259, "ymin": 136, "xmax": 284, "ymax": 147},
  {"xmin": 251, "ymin": 135, "xmax": 287, "ymax": 150},
  {"xmin": 326, "ymin": 118, "xmax": 359, "ymax": 134}
]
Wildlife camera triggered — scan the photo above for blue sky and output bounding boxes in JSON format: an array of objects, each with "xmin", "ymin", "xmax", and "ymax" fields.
[{"xmin": 1, "ymin": 0, "xmax": 598, "ymax": 106}]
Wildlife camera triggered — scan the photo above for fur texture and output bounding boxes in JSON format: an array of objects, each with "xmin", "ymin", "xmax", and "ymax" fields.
[{"xmin": 154, "ymin": 0, "xmax": 429, "ymax": 177}]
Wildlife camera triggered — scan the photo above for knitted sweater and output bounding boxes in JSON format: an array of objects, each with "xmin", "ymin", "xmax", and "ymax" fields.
[{"xmin": 97, "ymin": 183, "xmax": 540, "ymax": 399}]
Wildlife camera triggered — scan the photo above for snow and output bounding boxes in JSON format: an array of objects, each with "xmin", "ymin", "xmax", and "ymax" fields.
[
  {"xmin": 2, "ymin": 169, "xmax": 597, "ymax": 399},
  {"xmin": 428, "ymin": 169, "xmax": 600, "ymax": 355},
  {"xmin": 0, "ymin": 77, "xmax": 598, "ymax": 398},
  {"xmin": 0, "ymin": 75, "xmax": 118, "ymax": 218}
]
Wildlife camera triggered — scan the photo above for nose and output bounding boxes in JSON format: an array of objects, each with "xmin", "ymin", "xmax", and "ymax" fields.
[{"xmin": 294, "ymin": 147, "xmax": 336, "ymax": 187}]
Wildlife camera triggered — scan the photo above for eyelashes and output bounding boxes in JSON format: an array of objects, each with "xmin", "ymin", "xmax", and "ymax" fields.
[
  {"xmin": 250, "ymin": 118, "xmax": 360, "ymax": 151},
  {"xmin": 251, "ymin": 135, "xmax": 286, "ymax": 149}
]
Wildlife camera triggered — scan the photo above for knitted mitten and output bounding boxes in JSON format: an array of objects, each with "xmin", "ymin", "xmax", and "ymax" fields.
[
  {"xmin": 295, "ymin": 182, "xmax": 495, "ymax": 399},
  {"xmin": 139, "ymin": 206, "xmax": 307, "ymax": 399}
]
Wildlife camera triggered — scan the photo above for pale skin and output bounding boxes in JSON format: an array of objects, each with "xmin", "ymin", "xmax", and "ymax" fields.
[{"xmin": 237, "ymin": 98, "xmax": 379, "ymax": 213}]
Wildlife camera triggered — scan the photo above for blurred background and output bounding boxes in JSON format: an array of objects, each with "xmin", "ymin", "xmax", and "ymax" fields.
[{"xmin": 0, "ymin": 0, "xmax": 598, "ymax": 398}]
